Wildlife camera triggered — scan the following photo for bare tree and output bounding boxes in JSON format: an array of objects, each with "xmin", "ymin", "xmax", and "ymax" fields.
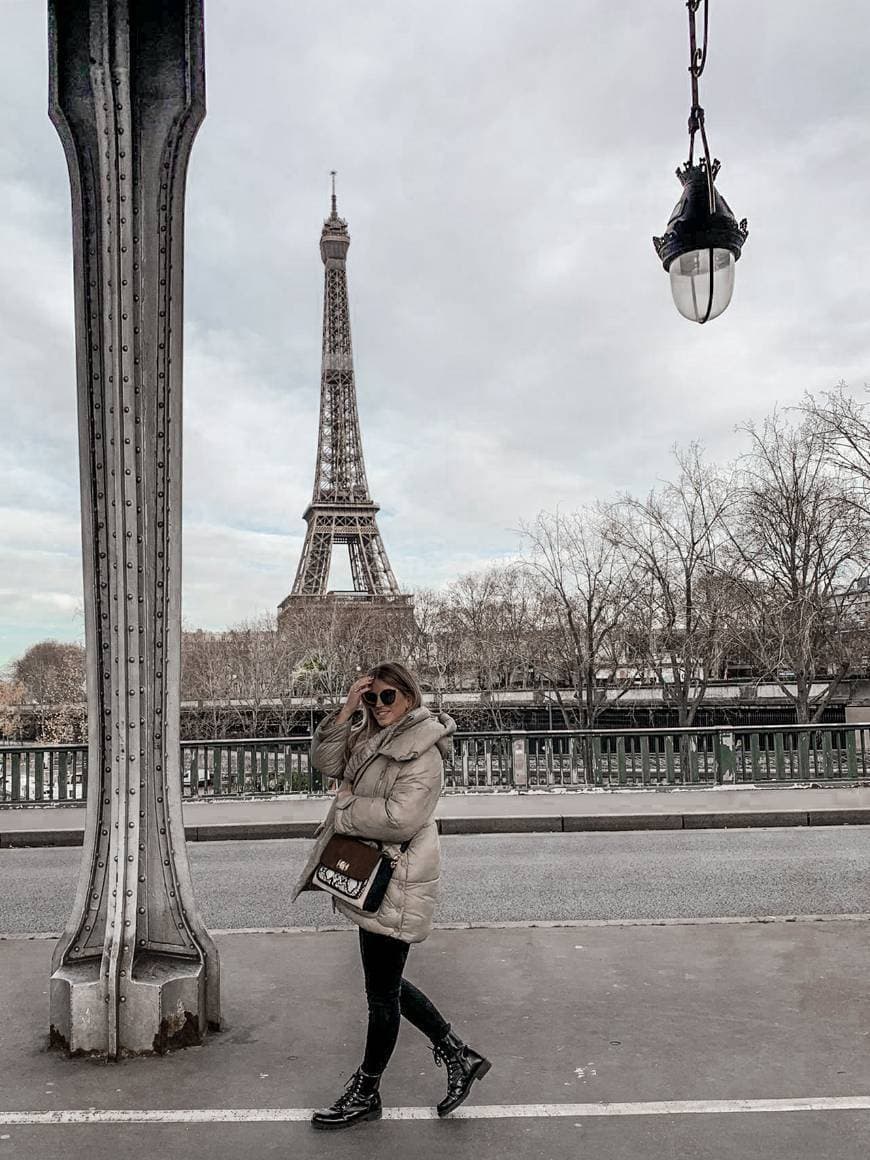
[
  {"xmin": 607, "ymin": 444, "xmax": 738, "ymax": 729},
  {"xmin": 182, "ymin": 614, "xmax": 303, "ymax": 737},
  {"xmin": 729, "ymin": 410, "xmax": 870, "ymax": 722},
  {"xmin": 521, "ymin": 506, "xmax": 639, "ymax": 728},
  {"xmin": 182, "ymin": 628, "xmax": 236, "ymax": 738},
  {"xmin": 0, "ymin": 676, "xmax": 25, "ymax": 741},
  {"xmin": 221, "ymin": 612, "xmax": 300, "ymax": 734},
  {"xmin": 802, "ymin": 384, "xmax": 870, "ymax": 517},
  {"xmin": 182, "ymin": 600, "xmax": 423, "ymax": 740},
  {"xmin": 438, "ymin": 565, "xmax": 542, "ymax": 730},
  {"xmin": 12, "ymin": 640, "xmax": 86, "ymax": 743},
  {"xmin": 407, "ymin": 588, "xmax": 455, "ymax": 707},
  {"xmin": 281, "ymin": 598, "xmax": 416, "ymax": 709}
]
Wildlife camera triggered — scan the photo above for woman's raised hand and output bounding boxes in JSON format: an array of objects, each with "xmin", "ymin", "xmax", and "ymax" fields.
[{"xmin": 335, "ymin": 674, "xmax": 374, "ymax": 724}]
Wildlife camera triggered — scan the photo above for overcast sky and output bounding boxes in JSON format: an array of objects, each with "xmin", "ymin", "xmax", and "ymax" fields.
[{"xmin": 2, "ymin": 0, "xmax": 870, "ymax": 668}]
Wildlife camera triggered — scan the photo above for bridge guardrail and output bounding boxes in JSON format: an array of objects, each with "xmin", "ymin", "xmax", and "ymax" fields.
[{"xmin": 2, "ymin": 722, "xmax": 869, "ymax": 804}]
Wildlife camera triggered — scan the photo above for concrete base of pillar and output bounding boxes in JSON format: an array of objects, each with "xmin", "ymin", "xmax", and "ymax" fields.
[
  {"xmin": 49, "ymin": 959, "xmax": 104, "ymax": 1056},
  {"xmin": 50, "ymin": 953, "xmax": 212, "ymax": 1058}
]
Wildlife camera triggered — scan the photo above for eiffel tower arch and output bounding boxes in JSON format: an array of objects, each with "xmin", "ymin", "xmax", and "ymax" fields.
[{"xmin": 278, "ymin": 179, "xmax": 413, "ymax": 637}]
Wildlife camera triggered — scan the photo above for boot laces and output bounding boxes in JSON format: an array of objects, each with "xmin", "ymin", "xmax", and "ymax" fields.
[
  {"xmin": 334, "ymin": 1071, "xmax": 368, "ymax": 1110},
  {"xmin": 431, "ymin": 1043, "xmax": 468, "ymax": 1093}
]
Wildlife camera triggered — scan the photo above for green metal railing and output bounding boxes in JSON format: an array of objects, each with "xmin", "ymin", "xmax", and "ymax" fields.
[
  {"xmin": 0, "ymin": 743, "xmax": 89, "ymax": 804},
  {"xmin": 448, "ymin": 724, "xmax": 869, "ymax": 789},
  {"xmin": 181, "ymin": 738, "xmax": 320, "ymax": 796},
  {"xmin": 2, "ymin": 722, "xmax": 869, "ymax": 805}
]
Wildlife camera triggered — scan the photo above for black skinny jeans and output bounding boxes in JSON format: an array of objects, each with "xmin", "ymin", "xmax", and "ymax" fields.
[{"xmin": 359, "ymin": 928, "xmax": 450, "ymax": 1076}]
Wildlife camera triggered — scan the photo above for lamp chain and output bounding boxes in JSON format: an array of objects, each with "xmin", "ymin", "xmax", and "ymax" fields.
[{"xmin": 686, "ymin": 0, "xmax": 715, "ymax": 213}]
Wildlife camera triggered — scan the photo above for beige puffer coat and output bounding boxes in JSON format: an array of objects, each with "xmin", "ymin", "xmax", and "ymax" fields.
[{"xmin": 291, "ymin": 706, "xmax": 456, "ymax": 943}]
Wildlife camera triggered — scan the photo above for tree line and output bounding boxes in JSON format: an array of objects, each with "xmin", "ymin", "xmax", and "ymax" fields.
[{"xmin": 4, "ymin": 392, "xmax": 870, "ymax": 741}]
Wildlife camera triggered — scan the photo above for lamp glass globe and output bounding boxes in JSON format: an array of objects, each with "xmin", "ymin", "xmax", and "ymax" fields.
[{"xmin": 669, "ymin": 247, "xmax": 735, "ymax": 323}]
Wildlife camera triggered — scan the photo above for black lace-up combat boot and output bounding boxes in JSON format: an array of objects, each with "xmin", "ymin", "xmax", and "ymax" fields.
[
  {"xmin": 310, "ymin": 1068, "xmax": 382, "ymax": 1130},
  {"xmin": 431, "ymin": 1027, "xmax": 491, "ymax": 1117}
]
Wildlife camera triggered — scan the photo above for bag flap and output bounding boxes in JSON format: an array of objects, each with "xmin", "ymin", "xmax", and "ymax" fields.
[{"xmin": 319, "ymin": 834, "xmax": 382, "ymax": 877}]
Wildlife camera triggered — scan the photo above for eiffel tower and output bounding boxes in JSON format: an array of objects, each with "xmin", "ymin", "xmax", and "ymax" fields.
[{"xmin": 278, "ymin": 178, "xmax": 412, "ymax": 626}]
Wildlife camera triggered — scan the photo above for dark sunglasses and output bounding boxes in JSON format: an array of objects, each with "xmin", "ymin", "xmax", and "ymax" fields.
[{"xmin": 362, "ymin": 688, "xmax": 398, "ymax": 707}]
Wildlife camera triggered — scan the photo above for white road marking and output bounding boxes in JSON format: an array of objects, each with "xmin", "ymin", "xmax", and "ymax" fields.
[
  {"xmin": 2, "ymin": 1097, "xmax": 870, "ymax": 1125},
  {"xmin": 196, "ymin": 912, "xmax": 870, "ymax": 936},
  {"xmin": 3, "ymin": 913, "xmax": 870, "ymax": 942},
  {"xmin": 208, "ymin": 913, "xmax": 870, "ymax": 934}
]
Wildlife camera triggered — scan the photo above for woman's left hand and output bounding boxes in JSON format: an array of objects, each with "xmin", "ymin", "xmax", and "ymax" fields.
[{"xmin": 335, "ymin": 785, "xmax": 352, "ymax": 804}]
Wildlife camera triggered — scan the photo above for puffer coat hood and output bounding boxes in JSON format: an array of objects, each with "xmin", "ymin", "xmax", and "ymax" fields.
[{"xmin": 291, "ymin": 706, "xmax": 456, "ymax": 943}]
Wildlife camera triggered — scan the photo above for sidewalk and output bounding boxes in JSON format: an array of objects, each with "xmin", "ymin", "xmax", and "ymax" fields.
[
  {"xmin": 2, "ymin": 784, "xmax": 870, "ymax": 847},
  {"xmin": 1, "ymin": 920, "xmax": 869, "ymax": 1158}
]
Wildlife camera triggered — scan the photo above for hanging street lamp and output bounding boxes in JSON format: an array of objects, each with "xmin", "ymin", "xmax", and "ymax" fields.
[{"xmin": 653, "ymin": 0, "xmax": 748, "ymax": 323}]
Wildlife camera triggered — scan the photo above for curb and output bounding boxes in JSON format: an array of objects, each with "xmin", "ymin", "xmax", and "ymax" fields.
[
  {"xmin": 0, "ymin": 829, "xmax": 85, "ymax": 848},
  {"xmin": 2, "ymin": 809, "xmax": 870, "ymax": 847}
]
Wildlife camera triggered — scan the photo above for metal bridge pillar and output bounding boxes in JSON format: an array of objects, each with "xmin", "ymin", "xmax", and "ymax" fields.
[{"xmin": 47, "ymin": 0, "xmax": 219, "ymax": 1058}]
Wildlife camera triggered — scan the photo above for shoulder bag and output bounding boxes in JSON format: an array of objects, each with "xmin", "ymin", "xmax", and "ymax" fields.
[{"xmin": 312, "ymin": 833, "xmax": 409, "ymax": 913}]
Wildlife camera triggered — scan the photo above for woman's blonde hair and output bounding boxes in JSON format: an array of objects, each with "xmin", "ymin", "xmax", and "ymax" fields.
[
  {"xmin": 366, "ymin": 660, "xmax": 423, "ymax": 709},
  {"xmin": 350, "ymin": 660, "xmax": 424, "ymax": 748}
]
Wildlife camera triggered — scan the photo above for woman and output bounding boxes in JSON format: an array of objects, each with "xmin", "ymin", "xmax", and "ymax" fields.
[{"xmin": 292, "ymin": 661, "xmax": 491, "ymax": 1129}]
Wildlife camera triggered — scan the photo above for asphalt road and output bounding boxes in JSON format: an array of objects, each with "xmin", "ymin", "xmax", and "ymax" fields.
[{"xmin": 1, "ymin": 827, "xmax": 868, "ymax": 934}]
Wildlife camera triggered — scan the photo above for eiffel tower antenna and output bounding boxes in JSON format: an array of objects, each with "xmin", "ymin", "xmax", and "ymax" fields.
[{"xmin": 279, "ymin": 185, "xmax": 411, "ymax": 623}]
